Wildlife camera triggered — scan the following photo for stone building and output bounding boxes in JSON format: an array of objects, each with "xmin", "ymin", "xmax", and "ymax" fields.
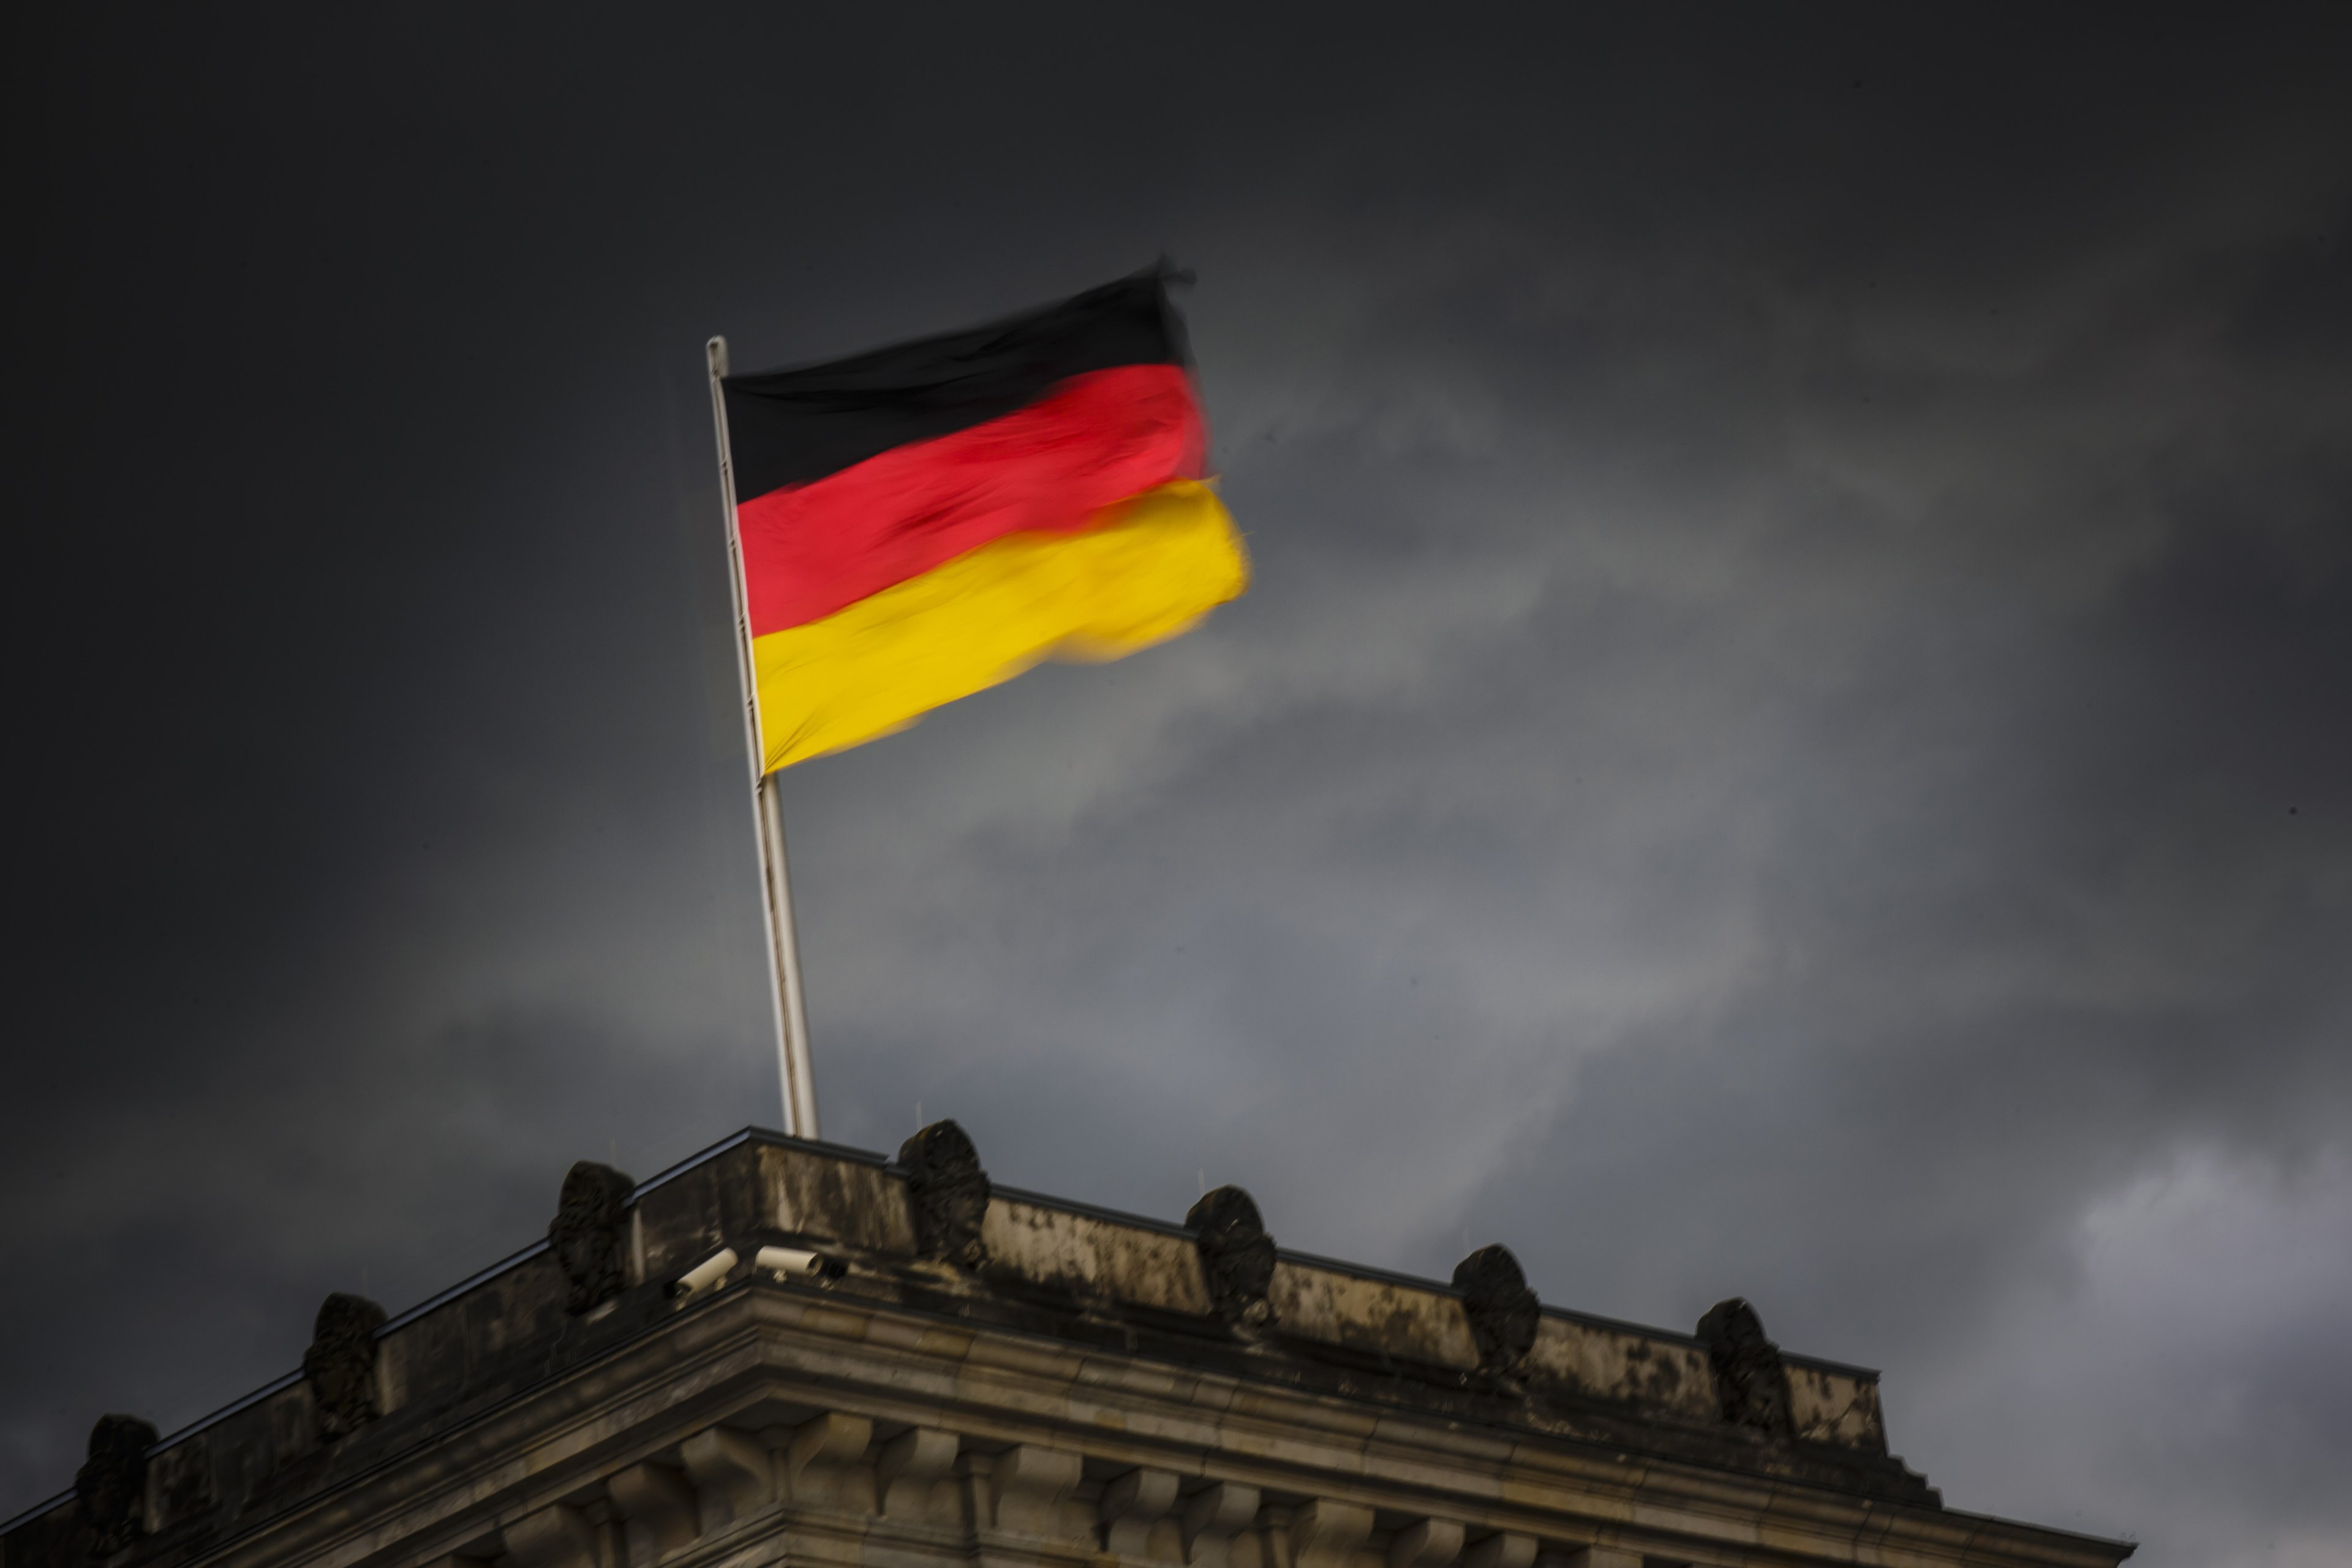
[{"xmin": 1, "ymin": 1125, "xmax": 2131, "ymax": 1568}]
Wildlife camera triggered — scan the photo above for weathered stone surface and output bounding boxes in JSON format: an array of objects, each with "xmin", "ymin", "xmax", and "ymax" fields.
[
  {"xmin": 1695, "ymin": 1297, "xmax": 1796, "ymax": 1438},
  {"xmin": 983, "ymin": 1196, "xmax": 1213, "ymax": 1315},
  {"xmin": 785, "ymin": 1412, "xmax": 872, "ymax": 1497},
  {"xmin": 680, "ymin": 1426, "xmax": 770, "ymax": 1532},
  {"xmin": 898, "ymin": 1120, "xmax": 990, "ymax": 1269},
  {"xmin": 500, "ymin": 1504, "xmax": 595, "ymax": 1568},
  {"xmin": 1275, "ymin": 1261, "xmax": 1472, "ymax": 1366},
  {"xmin": 75, "ymin": 1414, "xmax": 156, "ymax": 1556},
  {"xmin": 1463, "ymin": 1532, "xmax": 1536, "ymax": 1568},
  {"xmin": 1389, "ymin": 1518, "xmax": 1466, "ymax": 1568},
  {"xmin": 990, "ymin": 1444, "xmax": 1082, "ymax": 1539},
  {"xmin": 301, "ymin": 1292, "xmax": 387, "ymax": 1441},
  {"xmin": 547, "ymin": 1161, "xmax": 635, "ymax": 1316},
  {"xmin": 146, "ymin": 1436, "xmax": 213, "ymax": 1528},
  {"xmin": 1291, "ymin": 1498, "xmax": 1375, "ymax": 1568},
  {"xmin": 1185, "ymin": 1185, "xmax": 1275, "ymax": 1328},
  {"xmin": 1522, "ymin": 1313, "xmax": 1711, "ymax": 1419},
  {"xmin": 1180, "ymin": 1482, "xmax": 1260, "ymax": 1568},
  {"xmin": 606, "ymin": 1461, "xmax": 697, "ymax": 1562},
  {"xmin": 1789, "ymin": 1357, "xmax": 1891, "ymax": 1452},
  {"xmin": 1451, "ymin": 1245, "xmax": 1539, "ymax": 1375},
  {"xmin": 876, "ymin": 1427, "xmax": 959, "ymax": 1521},
  {"xmin": 0, "ymin": 1128, "xmax": 2126, "ymax": 1568},
  {"xmin": 1554, "ymin": 1550, "xmax": 1642, "ymax": 1568},
  {"xmin": 1099, "ymin": 1467, "xmax": 1180, "ymax": 1557}
]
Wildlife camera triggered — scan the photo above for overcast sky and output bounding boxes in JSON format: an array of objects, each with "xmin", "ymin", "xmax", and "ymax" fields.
[{"xmin": 6, "ymin": 7, "xmax": 2350, "ymax": 1565}]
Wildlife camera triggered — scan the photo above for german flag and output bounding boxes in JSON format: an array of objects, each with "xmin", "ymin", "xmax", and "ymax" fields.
[{"xmin": 720, "ymin": 267, "xmax": 1250, "ymax": 772}]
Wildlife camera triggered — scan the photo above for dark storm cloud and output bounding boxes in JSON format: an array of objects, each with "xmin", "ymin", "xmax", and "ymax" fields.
[{"xmin": 6, "ymin": 9, "xmax": 2350, "ymax": 1566}]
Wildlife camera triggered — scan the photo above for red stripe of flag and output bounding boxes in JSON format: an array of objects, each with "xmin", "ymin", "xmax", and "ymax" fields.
[{"xmin": 737, "ymin": 363, "xmax": 1205, "ymax": 636}]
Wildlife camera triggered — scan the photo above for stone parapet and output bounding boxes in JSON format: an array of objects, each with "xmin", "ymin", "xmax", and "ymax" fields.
[{"xmin": 0, "ymin": 1125, "xmax": 2131, "ymax": 1568}]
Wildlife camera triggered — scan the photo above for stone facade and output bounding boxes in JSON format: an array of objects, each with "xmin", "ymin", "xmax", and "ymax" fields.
[{"xmin": 0, "ymin": 1126, "xmax": 2130, "ymax": 1568}]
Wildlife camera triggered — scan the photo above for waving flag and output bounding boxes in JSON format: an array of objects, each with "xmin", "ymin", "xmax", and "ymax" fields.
[{"xmin": 719, "ymin": 267, "xmax": 1250, "ymax": 772}]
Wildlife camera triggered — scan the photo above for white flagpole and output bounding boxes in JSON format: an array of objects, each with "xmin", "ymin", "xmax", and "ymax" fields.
[{"xmin": 706, "ymin": 336, "xmax": 820, "ymax": 1140}]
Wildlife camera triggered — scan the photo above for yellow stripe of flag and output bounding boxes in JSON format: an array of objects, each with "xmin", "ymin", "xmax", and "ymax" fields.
[{"xmin": 750, "ymin": 480, "xmax": 1248, "ymax": 771}]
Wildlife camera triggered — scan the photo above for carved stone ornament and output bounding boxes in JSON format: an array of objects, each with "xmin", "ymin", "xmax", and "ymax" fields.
[
  {"xmin": 1694, "ymin": 1296, "xmax": 1795, "ymax": 1438},
  {"xmin": 303, "ymin": 1292, "xmax": 388, "ymax": 1441},
  {"xmin": 1451, "ymin": 1243, "xmax": 1540, "ymax": 1373},
  {"xmin": 75, "ymin": 1414, "xmax": 157, "ymax": 1557},
  {"xmin": 1185, "ymin": 1186, "xmax": 1276, "ymax": 1328},
  {"xmin": 548, "ymin": 1160, "xmax": 636, "ymax": 1314},
  {"xmin": 898, "ymin": 1120, "xmax": 990, "ymax": 1268}
]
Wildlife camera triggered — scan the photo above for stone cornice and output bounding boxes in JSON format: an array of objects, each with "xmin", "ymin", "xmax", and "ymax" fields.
[{"xmin": 1, "ymin": 1128, "xmax": 2131, "ymax": 1568}]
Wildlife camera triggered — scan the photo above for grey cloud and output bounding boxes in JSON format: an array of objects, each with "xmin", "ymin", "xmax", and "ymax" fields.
[{"xmin": 6, "ymin": 10, "xmax": 2351, "ymax": 1568}]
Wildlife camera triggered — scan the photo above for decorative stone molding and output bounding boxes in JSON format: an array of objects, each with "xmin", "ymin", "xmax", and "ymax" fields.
[
  {"xmin": 1181, "ymin": 1482, "xmax": 1260, "ymax": 1568},
  {"xmin": 876, "ymin": 1427, "xmax": 959, "ymax": 1520},
  {"xmin": 898, "ymin": 1121, "xmax": 990, "ymax": 1269},
  {"xmin": 1184, "ymin": 1186, "xmax": 1276, "ymax": 1329},
  {"xmin": 548, "ymin": 1161, "xmax": 635, "ymax": 1316},
  {"xmin": 784, "ymin": 1412, "xmax": 872, "ymax": 1498},
  {"xmin": 606, "ymin": 1461, "xmax": 696, "ymax": 1564},
  {"xmin": 1101, "ymin": 1468, "xmax": 1180, "ymax": 1557},
  {"xmin": 680, "ymin": 1427, "xmax": 771, "ymax": 1533},
  {"xmin": 1390, "ymin": 1520, "xmax": 1466, "ymax": 1568},
  {"xmin": 75, "ymin": 1414, "xmax": 156, "ymax": 1557},
  {"xmin": 1451, "ymin": 1245, "xmax": 1540, "ymax": 1376},
  {"xmin": 301, "ymin": 1294, "xmax": 386, "ymax": 1441},
  {"xmin": 1695, "ymin": 1297, "xmax": 1796, "ymax": 1438},
  {"xmin": 501, "ymin": 1506, "xmax": 597, "ymax": 1568},
  {"xmin": 1292, "ymin": 1499, "xmax": 1376, "ymax": 1568},
  {"xmin": 1464, "ymin": 1534, "xmax": 1536, "ymax": 1568},
  {"xmin": 1553, "ymin": 1550, "xmax": 1641, "ymax": 1568},
  {"xmin": 990, "ymin": 1444, "xmax": 1082, "ymax": 1538}
]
